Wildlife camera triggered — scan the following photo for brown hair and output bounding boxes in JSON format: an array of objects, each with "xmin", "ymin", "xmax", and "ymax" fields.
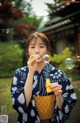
[{"xmin": 25, "ymin": 32, "xmax": 51, "ymax": 58}]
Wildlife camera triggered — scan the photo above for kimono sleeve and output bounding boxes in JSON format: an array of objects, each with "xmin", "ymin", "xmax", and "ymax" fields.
[
  {"xmin": 55, "ymin": 72, "xmax": 77, "ymax": 122},
  {"xmin": 10, "ymin": 68, "xmax": 28, "ymax": 114}
]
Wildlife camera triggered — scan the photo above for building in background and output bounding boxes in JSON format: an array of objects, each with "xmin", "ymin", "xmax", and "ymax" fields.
[{"xmin": 40, "ymin": 2, "xmax": 80, "ymax": 55}]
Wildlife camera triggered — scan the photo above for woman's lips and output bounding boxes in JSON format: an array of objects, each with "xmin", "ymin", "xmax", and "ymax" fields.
[{"xmin": 33, "ymin": 54, "xmax": 41, "ymax": 62}]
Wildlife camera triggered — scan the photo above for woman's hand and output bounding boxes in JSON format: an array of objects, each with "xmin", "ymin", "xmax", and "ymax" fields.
[
  {"xmin": 27, "ymin": 55, "xmax": 37, "ymax": 74},
  {"xmin": 47, "ymin": 83, "xmax": 63, "ymax": 109},
  {"xmin": 47, "ymin": 83, "xmax": 62, "ymax": 97}
]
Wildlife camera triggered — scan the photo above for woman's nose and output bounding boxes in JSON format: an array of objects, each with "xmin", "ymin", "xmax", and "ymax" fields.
[{"xmin": 35, "ymin": 47, "xmax": 40, "ymax": 53}]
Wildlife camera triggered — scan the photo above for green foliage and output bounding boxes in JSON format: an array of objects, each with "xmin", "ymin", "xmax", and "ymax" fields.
[
  {"xmin": 0, "ymin": 0, "xmax": 43, "ymax": 42},
  {"xmin": 12, "ymin": 0, "xmax": 26, "ymax": 9},
  {"xmin": 0, "ymin": 42, "xmax": 23, "ymax": 77},
  {"xmin": 45, "ymin": 0, "xmax": 61, "ymax": 19},
  {"xmin": 13, "ymin": 0, "xmax": 43, "ymax": 29},
  {"xmin": 50, "ymin": 47, "xmax": 79, "ymax": 79},
  {"xmin": 14, "ymin": 15, "xmax": 43, "ymax": 30},
  {"xmin": 0, "ymin": 78, "xmax": 18, "ymax": 122},
  {"xmin": 12, "ymin": 0, "xmax": 32, "ymax": 14}
]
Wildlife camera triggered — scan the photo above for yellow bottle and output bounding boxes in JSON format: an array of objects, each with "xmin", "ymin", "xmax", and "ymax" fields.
[{"xmin": 46, "ymin": 78, "xmax": 51, "ymax": 93}]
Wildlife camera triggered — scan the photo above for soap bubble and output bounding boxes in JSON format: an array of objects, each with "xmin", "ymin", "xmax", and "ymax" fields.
[
  {"xmin": 65, "ymin": 58, "xmax": 75, "ymax": 70},
  {"xmin": 43, "ymin": 55, "xmax": 50, "ymax": 63},
  {"xmin": 77, "ymin": 56, "xmax": 80, "ymax": 61},
  {"xmin": 33, "ymin": 54, "xmax": 41, "ymax": 62},
  {"xmin": 36, "ymin": 55, "xmax": 41, "ymax": 62}
]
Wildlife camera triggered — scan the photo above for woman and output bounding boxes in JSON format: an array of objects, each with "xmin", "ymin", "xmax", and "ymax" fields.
[{"xmin": 10, "ymin": 32, "xmax": 77, "ymax": 123}]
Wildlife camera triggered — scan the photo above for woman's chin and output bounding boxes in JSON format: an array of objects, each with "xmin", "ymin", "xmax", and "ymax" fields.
[
  {"xmin": 36, "ymin": 60, "xmax": 41, "ymax": 63},
  {"xmin": 36, "ymin": 59, "xmax": 43, "ymax": 63}
]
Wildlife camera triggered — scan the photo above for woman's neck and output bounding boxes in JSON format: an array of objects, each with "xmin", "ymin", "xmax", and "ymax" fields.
[{"xmin": 36, "ymin": 61, "xmax": 46, "ymax": 73}]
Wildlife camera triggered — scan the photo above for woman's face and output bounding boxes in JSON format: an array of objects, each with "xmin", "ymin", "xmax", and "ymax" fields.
[{"xmin": 28, "ymin": 38, "xmax": 48, "ymax": 62}]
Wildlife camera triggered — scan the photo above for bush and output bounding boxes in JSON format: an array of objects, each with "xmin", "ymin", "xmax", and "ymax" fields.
[
  {"xmin": 0, "ymin": 42, "xmax": 23, "ymax": 77},
  {"xmin": 50, "ymin": 47, "xmax": 80, "ymax": 80}
]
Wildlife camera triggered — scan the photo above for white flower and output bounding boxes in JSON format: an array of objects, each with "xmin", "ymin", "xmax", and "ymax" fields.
[
  {"xmin": 66, "ymin": 85, "xmax": 70, "ymax": 90},
  {"xmin": 32, "ymin": 100, "xmax": 35, "ymax": 107},
  {"xmin": 65, "ymin": 105, "xmax": 69, "ymax": 113},
  {"xmin": 50, "ymin": 74, "xmax": 53, "ymax": 77},
  {"xmin": 31, "ymin": 109, "xmax": 35, "ymax": 117},
  {"xmin": 18, "ymin": 107, "xmax": 24, "ymax": 113},
  {"xmin": 18, "ymin": 93, "xmax": 25, "ymax": 104},
  {"xmin": 12, "ymin": 87, "xmax": 17, "ymax": 91},
  {"xmin": 63, "ymin": 93, "xmax": 68, "ymax": 97},
  {"xmin": 59, "ymin": 111, "xmax": 63, "ymax": 120},
  {"xmin": 23, "ymin": 113, "xmax": 28, "ymax": 121},
  {"xmin": 71, "ymin": 93, "xmax": 77, "ymax": 99},
  {"xmin": 13, "ymin": 77, "xmax": 17, "ymax": 85}
]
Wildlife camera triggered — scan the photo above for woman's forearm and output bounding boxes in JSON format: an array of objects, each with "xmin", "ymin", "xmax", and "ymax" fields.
[
  {"xmin": 56, "ymin": 94, "xmax": 64, "ymax": 109},
  {"xmin": 24, "ymin": 72, "xmax": 34, "ymax": 106}
]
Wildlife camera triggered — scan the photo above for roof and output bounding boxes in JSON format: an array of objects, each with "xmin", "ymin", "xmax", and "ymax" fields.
[{"xmin": 39, "ymin": 2, "xmax": 80, "ymax": 34}]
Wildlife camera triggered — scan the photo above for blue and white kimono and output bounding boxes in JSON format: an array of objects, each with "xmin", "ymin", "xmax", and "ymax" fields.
[{"xmin": 10, "ymin": 63, "xmax": 77, "ymax": 123}]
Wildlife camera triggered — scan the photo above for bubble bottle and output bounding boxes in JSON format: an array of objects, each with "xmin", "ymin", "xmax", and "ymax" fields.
[{"xmin": 46, "ymin": 78, "xmax": 51, "ymax": 93}]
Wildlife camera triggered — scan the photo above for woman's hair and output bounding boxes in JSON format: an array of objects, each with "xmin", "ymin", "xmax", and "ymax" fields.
[{"xmin": 25, "ymin": 32, "xmax": 51, "ymax": 58}]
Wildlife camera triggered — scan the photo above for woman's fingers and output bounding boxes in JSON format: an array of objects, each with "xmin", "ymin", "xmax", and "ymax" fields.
[
  {"xmin": 47, "ymin": 83, "xmax": 60, "ymax": 89},
  {"xmin": 47, "ymin": 83, "xmax": 62, "ymax": 96},
  {"xmin": 27, "ymin": 55, "xmax": 36, "ymax": 65}
]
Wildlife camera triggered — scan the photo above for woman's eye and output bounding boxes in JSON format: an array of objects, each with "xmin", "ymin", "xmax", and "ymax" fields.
[
  {"xmin": 30, "ymin": 46, "xmax": 35, "ymax": 48},
  {"xmin": 40, "ymin": 45, "xmax": 45, "ymax": 48}
]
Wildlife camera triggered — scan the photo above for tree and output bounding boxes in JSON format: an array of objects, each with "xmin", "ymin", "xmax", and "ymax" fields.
[
  {"xmin": 0, "ymin": 0, "xmax": 43, "ymax": 41},
  {"xmin": 45, "ymin": 0, "xmax": 61, "ymax": 20},
  {"xmin": 0, "ymin": 0, "xmax": 23, "ymax": 41}
]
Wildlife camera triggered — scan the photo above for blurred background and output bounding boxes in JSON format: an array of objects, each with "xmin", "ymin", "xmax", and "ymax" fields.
[{"xmin": 0, "ymin": 0, "xmax": 80, "ymax": 123}]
